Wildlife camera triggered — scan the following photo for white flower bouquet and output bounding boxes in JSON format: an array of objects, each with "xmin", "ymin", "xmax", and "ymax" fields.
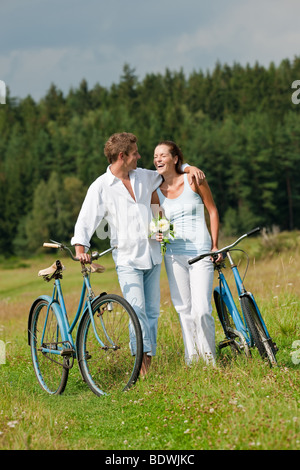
[{"xmin": 149, "ymin": 215, "xmax": 175, "ymax": 255}]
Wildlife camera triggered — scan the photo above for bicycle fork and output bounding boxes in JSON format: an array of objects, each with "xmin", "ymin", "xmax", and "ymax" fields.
[
  {"xmin": 80, "ymin": 273, "xmax": 117, "ymax": 351},
  {"xmin": 215, "ymin": 252, "xmax": 250, "ymax": 347}
]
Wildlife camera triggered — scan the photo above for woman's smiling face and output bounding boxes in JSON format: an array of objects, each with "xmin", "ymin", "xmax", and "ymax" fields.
[{"xmin": 153, "ymin": 144, "xmax": 178, "ymax": 175}]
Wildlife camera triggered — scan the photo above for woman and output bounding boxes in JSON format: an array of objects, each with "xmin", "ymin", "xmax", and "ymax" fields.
[{"xmin": 151, "ymin": 141, "xmax": 221, "ymax": 365}]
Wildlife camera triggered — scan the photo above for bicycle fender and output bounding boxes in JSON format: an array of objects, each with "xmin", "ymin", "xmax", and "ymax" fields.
[
  {"xmin": 214, "ymin": 286, "xmax": 231, "ymax": 308},
  {"xmin": 239, "ymin": 291, "xmax": 270, "ymax": 337},
  {"xmin": 27, "ymin": 295, "xmax": 60, "ymax": 346},
  {"xmin": 214, "ymin": 286, "xmax": 237, "ymax": 316},
  {"xmin": 214, "ymin": 286, "xmax": 221, "ymax": 295},
  {"xmin": 214, "ymin": 286, "xmax": 250, "ymax": 338}
]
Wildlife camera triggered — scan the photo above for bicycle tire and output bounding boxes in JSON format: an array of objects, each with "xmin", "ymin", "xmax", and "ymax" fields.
[
  {"xmin": 29, "ymin": 299, "xmax": 69, "ymax": 394},
  {"xmin": 77, "ymin": 294, "xmax": 143, "ymax": 397},
  {"xmin": 240, "ymin": 295, "xmax": 277, "ymax": 367},
  {"xmin": 214, "ymin": 290, "xmax": 250, "ymax": 357}
]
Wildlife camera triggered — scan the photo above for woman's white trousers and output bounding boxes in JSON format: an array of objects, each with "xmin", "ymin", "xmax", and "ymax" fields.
[{"xmin": 164, "ymin": 254, "xmax": 216, "ymax": 365}]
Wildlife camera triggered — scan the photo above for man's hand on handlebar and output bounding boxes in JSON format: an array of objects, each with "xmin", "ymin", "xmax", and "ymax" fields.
[{"xmin": 75, "ymin": 244, "xmax": 91, "ymax": 264}]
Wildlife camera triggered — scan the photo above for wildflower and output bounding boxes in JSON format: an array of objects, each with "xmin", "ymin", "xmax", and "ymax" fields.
[
  {"xmin": 157, "ymin": 218, "xmax": 170, "ymax": 232},
  {"xmin": 149, "ymin": 215, "xmax": 175, "ymax": 255},
  {"xmin": 149, "ymin": 220, "xmax": 158, "ymax": 233},
  {"xmin": 7, "ymin": 420, "xmax": 18, "ymax": 428}
]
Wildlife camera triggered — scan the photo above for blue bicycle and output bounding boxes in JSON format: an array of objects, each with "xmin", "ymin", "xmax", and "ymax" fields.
[
  {"xmin": 189, "ymin": 228, "xmax": 278, "ymax": 366},
  {"xmin": 28, "ymin": 241, "xmax": 143, "ymax": 396}
]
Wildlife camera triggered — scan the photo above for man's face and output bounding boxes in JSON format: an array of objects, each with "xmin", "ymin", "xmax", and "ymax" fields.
[{"xmin": 123, "ymin": 143, "xmax": 141, "ymax": 170}]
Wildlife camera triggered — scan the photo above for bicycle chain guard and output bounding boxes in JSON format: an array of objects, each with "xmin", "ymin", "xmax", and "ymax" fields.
[{"xmin": 40, "ymin": 341, "xmax": 75, "ymax": 369}]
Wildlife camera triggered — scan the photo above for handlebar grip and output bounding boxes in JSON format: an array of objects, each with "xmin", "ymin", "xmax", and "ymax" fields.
[
  {"xmin": 43, "ymin": 242, "xmax": 60, "ymax": 249},
  {"xmin": 246, "ymin": 227, "xmax": 260, "ymax": 237}
]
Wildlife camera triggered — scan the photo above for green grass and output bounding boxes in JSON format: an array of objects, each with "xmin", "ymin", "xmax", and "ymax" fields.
[{"xmin": 0, "ymin": 235, "xmax": 299, "ymax": 450}]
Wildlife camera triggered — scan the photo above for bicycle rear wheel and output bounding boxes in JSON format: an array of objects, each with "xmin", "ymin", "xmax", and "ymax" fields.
[
  {"xmin": 77, "ymin": 294, "xmax": 143, "ymax": 396},
  {"xmin": 240, "ymin": 295, "xmax": 277, "ymax": 366},
  {"xmin": 214, "ymin": 290, "xmax": 250, "ymax": 357},
  {"xmin": 29, "ymin": 299, "xmax": 69, "ymax": 394}
]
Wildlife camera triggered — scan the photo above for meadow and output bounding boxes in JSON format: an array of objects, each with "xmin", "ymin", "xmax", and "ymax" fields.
[{"xmin": 0, "ymin": 231, "xmax": 299, "ymax": 451}]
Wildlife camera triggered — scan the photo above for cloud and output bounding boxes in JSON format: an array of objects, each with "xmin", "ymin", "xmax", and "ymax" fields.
[
  {"xmin": 1, "ymin": 0, "xmax": 300, "ymax": 100},
  {"xmin": 175, "ymin": 1, "xmax": 300, "ymax": 66},
  {"xmin": 2, "ymin": 45, "xmax": 125, "ymax": 100}
]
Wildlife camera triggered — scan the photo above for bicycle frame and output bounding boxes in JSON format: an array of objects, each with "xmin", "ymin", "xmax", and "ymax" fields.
[{"xmin": 28, "ymin": 267, "xmax": 109, "ymax": 358}]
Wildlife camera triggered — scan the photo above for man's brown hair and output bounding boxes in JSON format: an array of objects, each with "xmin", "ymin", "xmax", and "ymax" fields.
[{"xmin": 104, "ymin": 132, "xmax": 138, "ymax": 164}]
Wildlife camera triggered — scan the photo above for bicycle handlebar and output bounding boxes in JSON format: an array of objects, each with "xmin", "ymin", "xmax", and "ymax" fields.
[
  {"xmin": 188, "ymin": 227, "xmax": 260, "ymax": 265},
  {"xmin": 43, "ymin": 240, "xmax": 117, "ymax": 262}
]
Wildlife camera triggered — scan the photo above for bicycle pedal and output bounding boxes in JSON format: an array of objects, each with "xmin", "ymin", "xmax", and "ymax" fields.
[
  {"xmin": 60, "ymin": 348, "xmax": 75, "ymax": 357},
  {"xmin": 218, "ymin": 339, "xmax": 234, "ymax": 349}
]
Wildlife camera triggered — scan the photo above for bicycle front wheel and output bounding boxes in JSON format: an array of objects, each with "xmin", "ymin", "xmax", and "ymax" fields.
[
  {"xmin": 77, "ymin": 294, "xmax": 143, "ymax": 396},
  {"xmin": 29, "ymin": 299, "xmax": 69, "ymax": 394},
  {"xmin": 240, "ymin": 296, "xmax": 277, "ymax": 367}
]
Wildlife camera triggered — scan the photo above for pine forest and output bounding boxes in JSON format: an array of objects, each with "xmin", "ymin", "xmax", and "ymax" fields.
[{"xmin": 1, "ymin": 58, "xmax": 300, "ymax": 256}]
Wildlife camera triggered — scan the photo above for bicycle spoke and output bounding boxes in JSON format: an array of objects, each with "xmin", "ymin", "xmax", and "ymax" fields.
[{"xmin": 78, "ymin": 295, "xmax": 143, "ymax": 396}]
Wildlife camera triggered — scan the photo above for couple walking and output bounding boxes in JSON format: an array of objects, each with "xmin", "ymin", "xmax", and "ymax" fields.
[{"xmin": 71, "ymin": 132, "xmax": 220, "ymax": 375}]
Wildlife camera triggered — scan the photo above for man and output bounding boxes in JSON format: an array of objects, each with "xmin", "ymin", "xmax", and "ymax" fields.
[{"xmin": 71, "ymin": 132, "xmax": 204, "ymax": 375}]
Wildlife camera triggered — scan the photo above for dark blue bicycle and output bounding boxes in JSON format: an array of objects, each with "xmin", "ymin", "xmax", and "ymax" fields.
[{"xmin": 189, "ymin": 228, "xmax": 278, "ymax": 366}]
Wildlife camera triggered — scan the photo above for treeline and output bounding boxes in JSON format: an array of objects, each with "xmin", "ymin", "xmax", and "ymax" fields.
[{"xmin": 1, "ymin": 58, "xmax": 300, "ymax": 255}]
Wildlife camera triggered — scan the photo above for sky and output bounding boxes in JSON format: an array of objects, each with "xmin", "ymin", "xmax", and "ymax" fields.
[{"xmin": 1, "ymin": 0, "xmax": 300, "ymax": 101}]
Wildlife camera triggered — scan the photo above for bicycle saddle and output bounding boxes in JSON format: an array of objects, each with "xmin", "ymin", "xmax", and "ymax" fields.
[
  {"xmin": 90, "ymin": 263, "xmax": 105, "ymax": 273},
  {"xmin": 38, "ymin": 260, "xmax": 65, "ymax": 277}
]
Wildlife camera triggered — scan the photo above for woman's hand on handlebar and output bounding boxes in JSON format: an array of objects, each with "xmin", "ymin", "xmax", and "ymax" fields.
[{"xmin": 211, "ymin": 247, "xmax": 223, "ymax": 263}]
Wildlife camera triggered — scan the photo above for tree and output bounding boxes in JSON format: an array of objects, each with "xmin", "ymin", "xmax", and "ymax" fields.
[
  {"xmin": 25, "ymin": 172, "xmax": 72, "ymax": 251},
  {"xmin": 275, "ymin": 112, "xmax": 300, "ymax": 230},
  {"xmin": 2, "ymin": 58, "xmax": 300, "ymax": 255}
]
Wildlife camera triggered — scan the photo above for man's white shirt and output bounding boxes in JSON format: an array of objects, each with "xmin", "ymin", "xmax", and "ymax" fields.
[{"xmin": 71, "ymin": 166, "xmax": 163, "ymax": 269}]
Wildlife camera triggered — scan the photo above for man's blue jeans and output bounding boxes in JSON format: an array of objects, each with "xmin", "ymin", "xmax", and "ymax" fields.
[{"xmin": 116, "ymin": 263, "xmax": 161, "ymax": 356}]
